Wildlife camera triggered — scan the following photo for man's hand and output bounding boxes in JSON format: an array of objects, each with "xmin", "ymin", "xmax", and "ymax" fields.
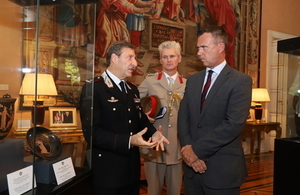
[
  {"xmin": 151, "ymin": 125, "xmax": 170, "ymax": 151},
  {"xmin": 181, "ymin": 145, "xmax": 199, "ymax": 166},
  {"xmin": 191, "ymin": 159, "xmax": 207, "ymax": 173},
  {"xmin": 130, "ymin": 128, "xmax": 158, "ymax": 148},
  {"xmin": 181, "ymin": 145, "xmax": 207, "ymax": 173},
  {"xmin": 145, "ymin": 110, "xmax": 155, "ymax": 123}
]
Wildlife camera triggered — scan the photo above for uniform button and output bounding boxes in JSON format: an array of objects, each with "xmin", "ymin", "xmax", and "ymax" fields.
[
  {"xmin": 113, "ymin": 108, "xmax": 116, "ymax": 111},
  {"xmin": 169, "ymin": 92, "xmax": 172, "ymax": 95},
  {"xmin": 128, "ymin": 108, "xmax": 131, "ymax": 111},
  {"xmin": 168, "ymin": 124, "xmax": 171, "ymax": 128},
  {"xmin": 98, "ymin": 154, "xmax": 101, "ymax": 157},
  {"xmin": 129, "ymin": 120, "xmax": 132, "ymax": 124},
  {"xmin": 170, "ymin": 113, "xmax": 173, "ymax": 117},
  {"xmin": 130, "ymin": 132, "xmax": 133, "ymax": 135}
]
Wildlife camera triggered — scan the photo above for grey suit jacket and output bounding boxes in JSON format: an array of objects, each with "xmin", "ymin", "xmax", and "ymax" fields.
[{"xmin": 178, "ymin": 65, "xmax": 252, "ymax": 189}]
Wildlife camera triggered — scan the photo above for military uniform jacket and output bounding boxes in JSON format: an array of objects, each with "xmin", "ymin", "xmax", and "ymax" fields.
[
  {"xmin": 85, "ymin": 71, "xmax": 157, "ymax": 188},
  {"xmin": 139, "ymin": 72, "xmax": 186, "ymax": 165}
]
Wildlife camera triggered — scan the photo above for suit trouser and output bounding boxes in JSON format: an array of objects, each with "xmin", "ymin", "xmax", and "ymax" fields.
[
  {"xmin": 144, "ymin": 160, "xmax": 183, "ymax": 195},
  {"xmin": 183, "ymin": 174, "xmax": 240, "ymax": 195}
]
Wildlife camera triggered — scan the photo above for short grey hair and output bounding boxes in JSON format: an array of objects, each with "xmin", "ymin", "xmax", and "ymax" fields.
[{"xmin": 158, "ymin": 41, "xmax": 182, "ymax": 57}]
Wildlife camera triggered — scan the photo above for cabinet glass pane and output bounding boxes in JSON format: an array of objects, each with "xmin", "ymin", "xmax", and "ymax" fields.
[{"xmin": 0, "ymin": 0, "xmax": 96, "ymax": 194}]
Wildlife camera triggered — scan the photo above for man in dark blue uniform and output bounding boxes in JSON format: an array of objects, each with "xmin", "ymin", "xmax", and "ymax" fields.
[{"xmin": 80, "ymin": 41, "xmax": 169, "ymax": 195}]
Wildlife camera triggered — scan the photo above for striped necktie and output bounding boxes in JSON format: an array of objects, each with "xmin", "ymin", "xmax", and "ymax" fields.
[{"xmin": 201, "ymin": 70, "xmax": 213, "ymax": 110}]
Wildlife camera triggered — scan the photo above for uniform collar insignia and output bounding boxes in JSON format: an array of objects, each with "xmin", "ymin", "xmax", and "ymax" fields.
[
  {"xmin": 102, "ymin": 71, "xmax": 132, "ymax": 91},
  {"xmin": 102, "ymin": 71, "xmax": 114, "ymax": 88},
  {"xmin": 178, "ymin": 75, "xmax": 184, "ymax": 83},
  {"xmin": 157, "ymin": 72, "xmax": 163, "ymax": 80}
]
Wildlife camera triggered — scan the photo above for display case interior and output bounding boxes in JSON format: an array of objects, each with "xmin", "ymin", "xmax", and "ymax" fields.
[
  {"xmin": 0, "ymin": 0, "xmax": 96, "ymax": 194},
  {"xmin": 275, "ymin": 37, "xmax": 300, "ymax": 195},
  {"xmin": 277, "ymin": 37, "xmax": 300, "ymax": 138}
]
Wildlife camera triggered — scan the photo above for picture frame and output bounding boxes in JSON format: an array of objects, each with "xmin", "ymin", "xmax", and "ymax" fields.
[{"xmin": 49, "ymin": 107, "xmax": 77, "ymax": 127}]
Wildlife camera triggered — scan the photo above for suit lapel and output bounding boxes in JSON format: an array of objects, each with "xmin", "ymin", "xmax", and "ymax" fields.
[
  {"xmin": 158, "ymin": 73, "xmax": 169, "ymax": 90},
  {"xmin": 159, "ymin": 73, "xmax": 185, "ymax": 91},
  {"xmin": 197, "ymin": 71, "xmax": 206, "ymax": 112},
  {"xmin": 107, "ymin": 82, "xmax": 128, "ymax": 104},
  {"xmin": 172, "ymin": 75, "xmax": 185, "ymax": 91},
  {"xmin": 200, "ymin": 65, "xmax": 231, "ymax": 116},
  {"xmin": 125, "ymin": 82, "xmax": 138, "ymax": 106}
]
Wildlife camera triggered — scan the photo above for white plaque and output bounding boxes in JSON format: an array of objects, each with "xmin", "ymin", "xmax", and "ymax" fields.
[
  {"xmin": 17, "ymin": 119, "xmax": 31, "ymax": 130},
  {"xmin": 52, "ymin": 157, "xmax": 76, "ymax": 185},
  {"xmin": 7, "ymin": 165, "xmax": 36, "ymax": 195}
]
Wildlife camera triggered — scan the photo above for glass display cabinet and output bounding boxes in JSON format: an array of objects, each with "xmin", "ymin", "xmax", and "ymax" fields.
[
  {"xmin": 276, "ymin": 37, "xmax": 300, "ymax": 138},
  {"xmin": 274, "ymin": 37, "xmax": 300, "ymax": 195},
  {"xmin": 0, "ymin": 0, "xmax": 96, "ymax": 194}
]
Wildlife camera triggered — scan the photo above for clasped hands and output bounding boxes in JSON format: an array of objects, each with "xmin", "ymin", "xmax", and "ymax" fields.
[
  {"xmin": 181, "ymin": 145, "xmax": 207, "ymax": 173},
  {"xmin": 130, "ymin": 125, "xmax": 169, "ymax": 151}
]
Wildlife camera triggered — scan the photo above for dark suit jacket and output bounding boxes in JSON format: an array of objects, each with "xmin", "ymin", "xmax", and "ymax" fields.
[
  {"xmin": 178, "ymin": 65, "xmax": 252, "ymax": 189},
  {"xmin": 63, "ymin": 113, "xmax": 72, "ymax": 123},
  {"xmin": 80, "ymin": 72, "xmax": 156, "ymax": 188}
]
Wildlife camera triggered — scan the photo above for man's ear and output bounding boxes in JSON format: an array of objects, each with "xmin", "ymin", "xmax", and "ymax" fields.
[
  {"xmin": 111, "ymin": 53, "xmax": 118, "ymax": 65},
  {"xmin": 178, "ymin": 55, "xmax": 182, "ymax": 63},
  {"xmin": 218, "ymin": 42, "xmax": 225, "ymax": 53}
]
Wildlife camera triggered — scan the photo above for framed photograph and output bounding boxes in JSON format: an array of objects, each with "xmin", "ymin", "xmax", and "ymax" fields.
[{"xmin": 49, "ymin": 107, "xmax": 77, "ymax": 127}]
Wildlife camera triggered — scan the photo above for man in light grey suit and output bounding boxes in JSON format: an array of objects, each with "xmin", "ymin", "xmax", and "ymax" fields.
[{"xmin": 178, "ymin": 26, "xmax": 252, "ymax": 195}]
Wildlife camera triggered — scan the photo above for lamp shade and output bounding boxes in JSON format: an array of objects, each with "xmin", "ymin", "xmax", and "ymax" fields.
[
  {"xmin": 252, "ymin": 88, "xmax": 270, "ymax": 102},
  {"xmin": 19, "ymin": 73, "xmax": 58, "ymax": 96}
]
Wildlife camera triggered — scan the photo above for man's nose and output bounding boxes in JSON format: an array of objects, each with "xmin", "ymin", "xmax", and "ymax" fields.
[
  {"xmin": 133, "ymin": 58, "xmax": 138, "ymax": 67},
  {"xmin": 197, "ymin": 48, "xmax": 203, "ymax": 56}
]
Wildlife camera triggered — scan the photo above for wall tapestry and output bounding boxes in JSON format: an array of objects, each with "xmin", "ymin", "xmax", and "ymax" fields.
[
  {"xmin": 21, "ymin": 0, "xmax": 261, "ymax": 108},
  {"xmin": 94, "ymin": 0, "xmax": 261, "ymax": 87}
]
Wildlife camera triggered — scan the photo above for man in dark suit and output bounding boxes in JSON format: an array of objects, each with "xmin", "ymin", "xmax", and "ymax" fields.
[
  {"xmin": 81, "ymin": 41, "xmax": 169, "ymax": 195},
  {"xmin": 178, "ymin": 26, "xmax": 252, "ymax": 195},
  {"xmin": 62, "ymin": 111, "xmax": 73, "ymax": 123}
]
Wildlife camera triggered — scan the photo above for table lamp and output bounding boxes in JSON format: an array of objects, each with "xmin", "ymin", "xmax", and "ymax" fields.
[
  {"xmin": 19, "ymin": 73, "xmax": 58, "ymax": 126},
  {"xmin": 252, "ymin": 88, "xmax": 270, "ymax": 123}
]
